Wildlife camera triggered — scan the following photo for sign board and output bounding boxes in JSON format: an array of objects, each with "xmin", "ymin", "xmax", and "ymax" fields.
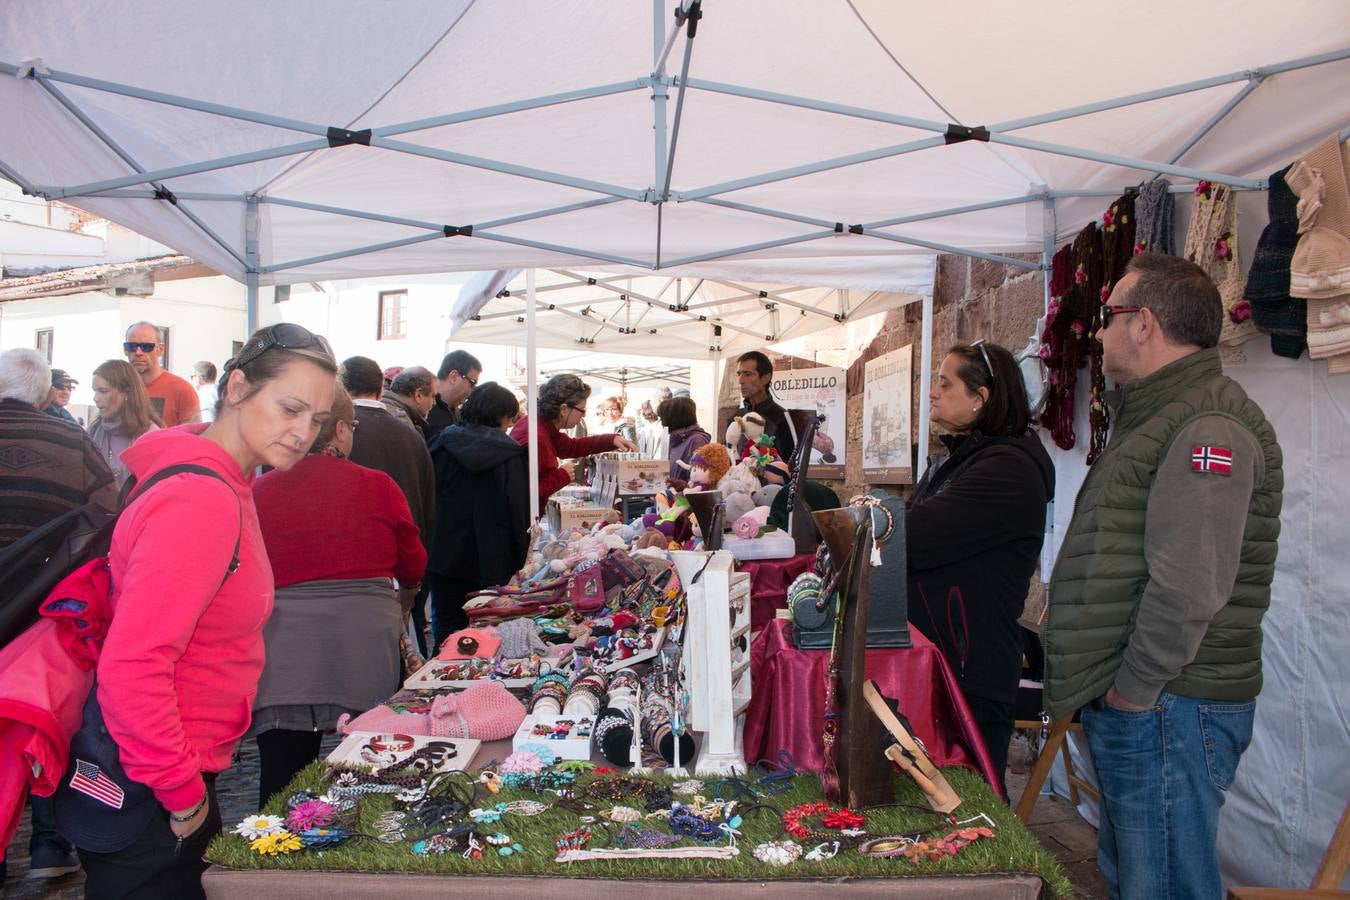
[
  {"xmin": 771, "ymin": 366, "xmax": 846, "ymax": 480},
  {"xmin": 862, "ymin": 346, "xmax": 913, "ymax": 483}
]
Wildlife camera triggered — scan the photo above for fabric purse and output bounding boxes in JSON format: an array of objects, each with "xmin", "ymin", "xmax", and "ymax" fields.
[
  {"xmin": 598, "ymin": 549, "xmax": 644, "ymax": 591},
  {"xmin": 568, "ymin": 562, "xmax": 606, "ymax": 614}
]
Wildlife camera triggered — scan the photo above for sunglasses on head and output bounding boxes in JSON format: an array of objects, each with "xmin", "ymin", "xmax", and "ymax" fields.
[
  {"xmin": 231, "ymin": 322, "xmax": 334, "ymax": 371},
  {"xmin": 123, "ymin": 341, "xmax": 159, "ymax": 354},
  {"xmin": 970, "ymin": 339, "xmax": 995, "ymax": 384},
  {"xmin": 1099, "ymin": 304, "xmax": 1144, "ymax": 329}
]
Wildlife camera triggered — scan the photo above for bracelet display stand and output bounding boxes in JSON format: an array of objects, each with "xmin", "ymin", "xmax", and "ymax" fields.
[{"xmin": 671, "ymin": 550, "xmax": 751, "ymax": 775}]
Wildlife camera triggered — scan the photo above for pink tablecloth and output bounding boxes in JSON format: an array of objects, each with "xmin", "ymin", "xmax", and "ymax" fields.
[
  {"xmin": 738, "ymin": 552, "xmax": 815, "ymax": 631},
  {"xmin": 742, "ymin": 620, "xmax": 1005, "ymax": 799}
]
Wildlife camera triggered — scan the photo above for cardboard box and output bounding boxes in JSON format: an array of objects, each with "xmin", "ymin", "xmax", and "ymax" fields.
[
  {"xmin": 545, "ymin": 500, "xmax": 612, "ymax": 533},
  {"xmin": 513, "ymin": 714, "xmax": 596, "ymax": 761},
  {"xmin": 594, "ymin": 456, "xmax": 665, "ymax": 507}
]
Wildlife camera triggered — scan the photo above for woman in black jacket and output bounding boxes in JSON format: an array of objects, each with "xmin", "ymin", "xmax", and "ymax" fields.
[
  {"xmin": 907, "ymin": 341, "xmax": 1054, "ymax": 796},
  {"xmin": 425, "ymin": 383, "xmax": 530, "ymax": 651}
]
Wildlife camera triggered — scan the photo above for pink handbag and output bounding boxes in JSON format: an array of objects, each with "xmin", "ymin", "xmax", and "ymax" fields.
[{"xmin": 568, "ymin": 563, "xmax": 606, "ymax": 614}]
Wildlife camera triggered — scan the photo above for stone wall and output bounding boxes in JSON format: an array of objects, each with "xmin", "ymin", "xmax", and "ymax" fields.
[{"xmin": 721, "ymin": 252, "xmax": 1045, "ymax": 501}]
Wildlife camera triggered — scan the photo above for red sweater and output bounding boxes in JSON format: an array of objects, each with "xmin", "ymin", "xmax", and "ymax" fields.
[
  {"xmin": 99, "ymin": 426, "xmax": 273, "ymax": 811},
  {"xmin": 509, "ymin": 416, "xmax": 618, "ymax": 506},
  {"xmin": 254, "ymin": 454, "xmax": 426, "ymax": 588}
]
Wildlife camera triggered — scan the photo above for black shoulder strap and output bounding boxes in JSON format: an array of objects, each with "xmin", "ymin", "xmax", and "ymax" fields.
[{"xmin": 118, "ymin": 464, "xmax": 242, "ymax": 579}]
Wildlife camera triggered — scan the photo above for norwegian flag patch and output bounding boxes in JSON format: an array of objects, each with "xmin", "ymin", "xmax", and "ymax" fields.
[{"xmin": 1191, "ymin": 445, "xmax": 1233, "ymax": 475}]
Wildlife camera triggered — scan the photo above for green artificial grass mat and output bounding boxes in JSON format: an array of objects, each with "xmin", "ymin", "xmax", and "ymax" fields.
[{"xmin": 207, "ymin": 764, "xmax": 1071, "ymax": 898}]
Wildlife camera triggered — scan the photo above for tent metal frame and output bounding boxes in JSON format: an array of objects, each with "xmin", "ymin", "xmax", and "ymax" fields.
[
  {"xmin": 3, "ymin": 11, "xmax": 1348, "ymax": 484},
  {"xmin": 2, "ymin": 28, "xmax": 1345, "ymax": 325}
]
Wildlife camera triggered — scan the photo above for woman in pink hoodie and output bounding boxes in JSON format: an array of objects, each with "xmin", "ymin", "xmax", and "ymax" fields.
[{"xmin": 72, "ymin": 324, "xmax": 337, "ymax": 899}]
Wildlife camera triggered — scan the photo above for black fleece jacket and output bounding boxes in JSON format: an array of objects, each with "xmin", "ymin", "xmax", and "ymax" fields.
[
  {"xmin": 426, "ymin": 423, "xmax": 530, "ymax": 587},
  {"xmin": 906, "ymin": 429, "xmax": 1054, "ymax": 705}
]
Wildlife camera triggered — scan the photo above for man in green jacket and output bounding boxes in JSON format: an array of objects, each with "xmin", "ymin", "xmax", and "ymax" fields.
[{"xmin": 1044, "ymin": 253, "xmax": 1282, "ymax": 900}]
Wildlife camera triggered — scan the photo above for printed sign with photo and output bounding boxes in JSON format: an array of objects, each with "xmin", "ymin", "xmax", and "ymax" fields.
[
  {"xmin": 771, "ymin": 366, "xmax": 846, "ymax": 479},
  {"xmin": 862, "ymin": 346, "xmax": 913, "ymax": 483}
]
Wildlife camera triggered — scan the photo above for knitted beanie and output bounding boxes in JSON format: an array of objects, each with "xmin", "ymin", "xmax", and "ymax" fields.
[
  {"xmin": 1134, "ymin": 178, "xmax": 1175, "ymax": 256},
  {"xmin": 429, "ymin": 680, "xmax": 527, "ymax": 740},
  {"xmin": 496, "ymin": 618, "xmax": 547, "ymax": 659}
]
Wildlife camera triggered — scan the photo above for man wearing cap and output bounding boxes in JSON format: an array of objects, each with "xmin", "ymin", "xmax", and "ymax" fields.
[
  {"xmin": 123, "ymin": 321, "xmax": 200, "ymax": 426},
  {"xmin": 44, "ymin": 369, "xmax": 79, "ymax": 425},
  {"xmin": 427, "ymin": 349, "xmax": 482, "ymax": 435},
  {"xmin": 1043, "ymin": 254, "xmax": 1283, "ymax": 900}
]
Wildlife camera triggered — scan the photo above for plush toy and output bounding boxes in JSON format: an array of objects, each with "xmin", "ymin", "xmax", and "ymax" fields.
[
  {"xmin": 686, "ymin": 442, "xmax": 731, "ymax": 490},
  {"xmin": 752, "ymin": 483, "xmax": 783, "ymax": 507},
  {"xmin": 725, "ymin": 412, "xmax": 781, "ymax": 470},
  {"xmin": 718, "ymin": 459, "xmax": 763, "ymax": 523}
]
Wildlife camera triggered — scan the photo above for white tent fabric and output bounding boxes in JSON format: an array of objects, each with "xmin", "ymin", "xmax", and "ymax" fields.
[
  {"xmin": 3, "ymin": 1, "xmax": 1350, "ymax": 889},
  {"xmin": 450, "ymin": 266, "xmax": 932, "ymax": 358},
  {"xmin": 1, "ymin": 1, "xmax": 1348, "ymax": 290}
]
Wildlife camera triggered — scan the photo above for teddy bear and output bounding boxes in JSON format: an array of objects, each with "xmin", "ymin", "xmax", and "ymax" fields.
[{"xmin": 718, "ymin": 458, "xmax": 763, "ymax": 523}]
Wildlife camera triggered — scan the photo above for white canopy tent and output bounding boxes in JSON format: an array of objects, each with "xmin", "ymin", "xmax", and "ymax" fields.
[{"xmin": 3, "ymin": 0, "xmax": 1349, "ymax": 888}]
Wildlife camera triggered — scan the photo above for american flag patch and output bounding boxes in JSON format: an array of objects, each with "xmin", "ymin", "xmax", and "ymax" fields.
[
  {"xmin": 69, "ymin": 759, "xmax": 125, "ymax": 809},
  {"xmin": 1191, "ymin": 445, "xmax": 1233, "ymax": 475}
]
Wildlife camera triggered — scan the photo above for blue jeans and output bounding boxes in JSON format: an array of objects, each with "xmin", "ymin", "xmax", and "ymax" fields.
[{"xmin": 1081, "ymin": 691, "xmax": 1254, "ymax": 900}]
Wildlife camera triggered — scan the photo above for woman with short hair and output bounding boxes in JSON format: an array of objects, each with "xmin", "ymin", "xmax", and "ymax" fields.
[
  {"xmin": 88, "ymin": 359, "xmax": 163, "ymax": 489},
  {"xmin": 657, "ymin": 395, "xmax": 709, "ymax": 482},
  {"xmin": 508, "ymin": 374, "xmax": 637, "ymax": 507},
  {"xmin": 906, "ymin": 341, "xmax": 1054, "ymax": 797},
  {"xmin": 425, "ymin": 382, "xmax": 533, "ymax": 648}
]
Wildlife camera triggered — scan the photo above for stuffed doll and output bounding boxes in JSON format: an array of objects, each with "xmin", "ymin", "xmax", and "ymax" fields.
[
  {"xmin": 686, "ymin": 442, "xmax": 731, "ymax": 490},
  {"xmin": 718, "ymin": 459, "xmax": 763, "ymax": 523}
]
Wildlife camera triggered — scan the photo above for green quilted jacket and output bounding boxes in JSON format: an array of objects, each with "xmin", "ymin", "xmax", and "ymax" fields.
[{"xmin": 1043, "ymin": 349, "xmax": 1283, "ymax": 719}]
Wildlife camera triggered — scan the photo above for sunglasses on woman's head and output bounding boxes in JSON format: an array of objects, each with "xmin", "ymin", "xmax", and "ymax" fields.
[
  {"xmin": 231, "ymin": 322, "xmax": 334, "ymax": 370},
  {"xmin": 971, "ymin": 339, "xmax": 995, "ymax": 383}
]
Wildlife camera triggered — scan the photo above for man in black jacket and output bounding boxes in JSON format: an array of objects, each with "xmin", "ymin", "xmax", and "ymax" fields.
[
  {"xmin": 734, "ymin": 350, "xmax": 795, "ymax": 479},
  {"xmin": 341, "ymin": 356, "xmax": 437, "ymax": 654}
]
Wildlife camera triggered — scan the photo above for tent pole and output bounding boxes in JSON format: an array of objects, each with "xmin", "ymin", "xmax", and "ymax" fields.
[
  {"xmin": 916, "ymin": 292, "xmax": 934, "ymax": 480},
  {"xmin": 527, "ymin": 269, "xmax": 540, "ymax": 524},
  {"xmin": 244, "ymin": 197, "xmax": 260, "ymax": 335}
]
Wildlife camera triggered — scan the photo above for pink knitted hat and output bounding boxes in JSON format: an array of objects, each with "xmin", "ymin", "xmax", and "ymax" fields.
[
  {"xmin": 430, "ymin": 680, "xmax": 527, "ymax": 740},
  {"xmin": 337, "ymin": 705, "xmax": 429, "ymax": 736}
]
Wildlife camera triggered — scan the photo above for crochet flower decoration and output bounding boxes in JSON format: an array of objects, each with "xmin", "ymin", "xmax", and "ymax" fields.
[
  {"xmin": 1195, "ymin": 180, "xmax": 1212, "ymax": 199},
  {"xmin": 1102, "ymin": 208, "xmax": 1116, "ymax": 231},
  {"xmin": 500, "ymin": 751, "xmax": 544, "ymax": 774},
  {"xmin": 1100, "ymin": 285, "xmax": 1111, "ymax": 302},
  {"xmin": 516, "ymin": 742, "xmax": 558, "ymax": 766},
  {"xmin": 233, "ymin": 814, "xmax": 286, "ymax": 840},
  {"xmin": 1074, "ymin": 264, "xmax": 1087, "ymax": 284},
  {"xmin": 250, "ymin": 831, "xmax": 303, "ymax": 855},
  {"xmin": 286, "ymin": 800, "xmax": 338, "ymax": 832},
  {"xmin": 1134, "ymin": 240, "xmax": 1147, "ymax": 256},
  {"xmin": 1229, "ymin": 300, "xmax": 1253, "ymax": 324},
  {"xmin": 1215, "ymin": 232, "xmax": 1234, "ymax": 263}
]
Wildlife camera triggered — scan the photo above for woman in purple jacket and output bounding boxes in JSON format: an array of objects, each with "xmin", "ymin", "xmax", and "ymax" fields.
[{"xmin": 658, "ymin": 395, "xmax": 710, "ymax": 483}]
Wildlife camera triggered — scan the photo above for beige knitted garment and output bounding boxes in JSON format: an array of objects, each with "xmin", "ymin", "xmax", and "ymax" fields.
[
  {"xmin": 1287, "ymin": 134, "xmax": 1350, "ymax": 371},
  {"xmin": 1184, "ymin": 182, "xmax": 1259, "ymax": 364}
]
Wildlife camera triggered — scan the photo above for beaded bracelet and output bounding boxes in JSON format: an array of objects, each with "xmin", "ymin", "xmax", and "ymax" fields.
[
  {"xmin": 668, "ymin": 804, "xmax": 723, "ymax": 842},
  {"xmin": 585, "ymin": 775, "xmax": 652, "ymax": 801}
]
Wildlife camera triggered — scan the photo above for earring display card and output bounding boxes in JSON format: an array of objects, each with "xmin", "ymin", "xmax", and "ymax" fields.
[
  {"xmin": 325, "ymin": 731, "xmax": 481, "ymax": 775},
  {"xmin": 403, "ymin": 646, "xmax": 576, "ymax": 689}
]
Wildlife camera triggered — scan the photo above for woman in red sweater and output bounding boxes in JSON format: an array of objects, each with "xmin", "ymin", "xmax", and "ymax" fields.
[
  {"xmin": 73, "ymin": 323, "xmax": 337, "ymax": 899},
  {"xmin": 251, "ymin": 385, "xmax": 426, "ymax": 805},
  {"xmin": 509, "ymin": 373, "xmax": 637, "ymax": 507}
]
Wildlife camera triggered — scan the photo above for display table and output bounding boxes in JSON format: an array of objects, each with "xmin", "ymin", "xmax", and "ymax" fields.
[
  {"xmin": 738, "ymin": 552, "xmax": 815, "ymax": 631},
  {"xmin": 743, "ymin": 620, "xmax": 1004, "ymax": 799},
  {"xmin": 204, "ymin": 871, "xmax": 1043, "ymax": 898}
]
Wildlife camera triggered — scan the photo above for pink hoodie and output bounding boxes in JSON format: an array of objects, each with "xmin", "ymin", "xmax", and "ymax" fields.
[{"xmin": 97, "ymin": 425, "xmax": 274, "ymax": 811}]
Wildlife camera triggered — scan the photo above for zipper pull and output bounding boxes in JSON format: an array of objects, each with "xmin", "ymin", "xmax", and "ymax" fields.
[
  {"xmin": 1040, "ymin": 712, "xmax": 1051, "ymax": 743},
  {"xmin": 174, "ymin": 834, "xmax": 184, "ymax": 858}
]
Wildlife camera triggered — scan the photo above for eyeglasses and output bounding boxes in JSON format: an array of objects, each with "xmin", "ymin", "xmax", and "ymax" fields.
[
  {"xmin": 123, "ymin": 341, "xmax": 159, "ymax": 354},
  {"xmin": 231, "ymin": 322, "xmax": 334, "ymax": 371},
  {"xmin": 461, "ymin": 372, "xmax": 478, "ymax": 387},
  {"xmin": 1099, "ymin": 305, "xmax": 1144, "ymax": 329},
  {"xmin": 567, "ymin": 403, "xmax": 587, "ymax": 413},
  {"xmin": 971, "ymin": 339, "xmax": 995, "ymax": 383}
]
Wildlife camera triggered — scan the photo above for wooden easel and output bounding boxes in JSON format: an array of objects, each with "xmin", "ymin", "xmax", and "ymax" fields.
[{"xmin": 812, "ymin": 505, "xmax": 892, "ymax": 809}]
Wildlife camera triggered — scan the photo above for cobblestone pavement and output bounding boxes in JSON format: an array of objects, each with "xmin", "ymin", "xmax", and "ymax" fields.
[{"xmin": 4, "ymin": 733, "xmax": 1105, "ymax": 898}]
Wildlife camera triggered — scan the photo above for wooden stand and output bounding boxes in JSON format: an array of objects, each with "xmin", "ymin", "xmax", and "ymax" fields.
[
  {"xmin": 812, "ymin": 506, "xmax": 893, "ymax": 809},
  {"xmin": 787, "ymin": 415, "xmax": 822, "ymax": 554},
  {"xmin": 863, "ymin": 680, "xmax": 961, "ymax": 813}
]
